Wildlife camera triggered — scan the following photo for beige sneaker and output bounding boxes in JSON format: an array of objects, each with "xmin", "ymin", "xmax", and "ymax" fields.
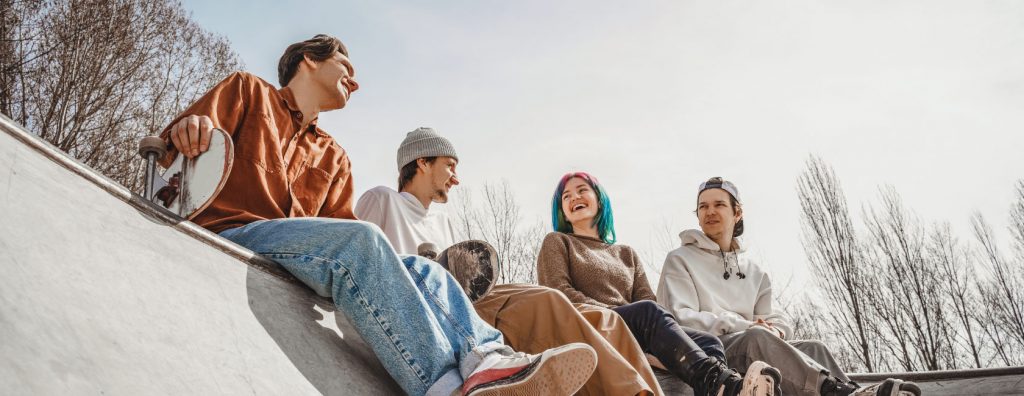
[{"xmin": 734, "ymin": 361, "xmax": 781, "ymax": 396}]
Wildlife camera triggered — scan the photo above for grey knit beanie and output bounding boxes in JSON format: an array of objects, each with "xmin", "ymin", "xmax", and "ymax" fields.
[{"xmin": 396, "ymin": 127, "xmax": 458, "ymax": 170}]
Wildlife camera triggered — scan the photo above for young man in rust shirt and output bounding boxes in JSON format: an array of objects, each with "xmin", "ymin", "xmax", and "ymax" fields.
[{"xmin": 159, "ymin": 34, "xmax": 595, "ymax": 396}]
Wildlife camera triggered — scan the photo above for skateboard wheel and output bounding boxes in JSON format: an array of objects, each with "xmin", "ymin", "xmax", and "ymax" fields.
[{"xmin": 138, "ymin": 136, "xmax": 167, "ymax": 159}]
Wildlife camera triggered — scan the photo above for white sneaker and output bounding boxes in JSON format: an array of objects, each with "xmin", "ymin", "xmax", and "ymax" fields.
[
  {"xmin": 735, "ymin": 361, "xmax": 781, "ymax": 396},
  {"xmin": 461, "ymin": 343, "xmax": 597, "ymax": 396}
]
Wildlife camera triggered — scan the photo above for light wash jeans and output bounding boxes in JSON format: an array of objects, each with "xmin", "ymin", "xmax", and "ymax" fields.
[{"xmin": 220, "ymin": 218, "xmax": 506, "ymax": 396}]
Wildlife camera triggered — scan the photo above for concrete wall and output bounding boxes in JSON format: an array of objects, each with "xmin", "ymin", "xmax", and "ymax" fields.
[{"xmin": 0, "ymin": 116, "xmax": 402, "ymax": 395}]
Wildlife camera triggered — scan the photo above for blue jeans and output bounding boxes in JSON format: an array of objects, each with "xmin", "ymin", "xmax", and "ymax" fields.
[{"xmin": 220, "ymin": 218, "xmax": 506, "ymax": 396}]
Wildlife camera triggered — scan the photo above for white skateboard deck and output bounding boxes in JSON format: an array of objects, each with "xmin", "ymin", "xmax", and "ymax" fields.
[{"xmin": 149, "ymin": 128, "xmax": 233, "ymax": 220}]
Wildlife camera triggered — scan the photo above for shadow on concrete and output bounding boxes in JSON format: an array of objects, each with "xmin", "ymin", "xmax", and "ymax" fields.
[{"xmin": 245, "ymin": 265, "xmax": 403, "ymax": 395}]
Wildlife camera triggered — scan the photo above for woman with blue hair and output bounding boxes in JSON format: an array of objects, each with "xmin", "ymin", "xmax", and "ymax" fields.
[{"xmin": 537, "ymin": 172, "xmax": 782, "ymax": 396}]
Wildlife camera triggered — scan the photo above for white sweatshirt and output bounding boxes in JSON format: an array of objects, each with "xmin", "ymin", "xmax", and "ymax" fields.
[
  {"xmin": 656, "ymin": 229, "xmax": 792, "ymax": 339},
  {"xmin": 354, "ymin": 186, "xmax": 456, "ymax": 255}
]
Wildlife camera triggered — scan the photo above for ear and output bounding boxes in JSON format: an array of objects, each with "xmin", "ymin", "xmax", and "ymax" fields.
[
  {"xmin": 734, "ymin": 205, "xmax": 743, "ymax": 222},
  {"xmin": 301, "ymin": 54, "xmax": 318, "ymax": 71},
  {"xmin": 416, "ymin": 158, "xmax": 431, "ymax": 174}
]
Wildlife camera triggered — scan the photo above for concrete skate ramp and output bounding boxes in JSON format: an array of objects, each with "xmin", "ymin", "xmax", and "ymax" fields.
[{"xmin": 0, "ymin": 115, "xmax": 402, "ymax": 394}]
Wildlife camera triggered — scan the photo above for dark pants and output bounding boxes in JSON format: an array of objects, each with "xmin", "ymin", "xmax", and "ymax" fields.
[{"xmin": 612, "ymin": 300, "xmax": 725, "ymax": 383}]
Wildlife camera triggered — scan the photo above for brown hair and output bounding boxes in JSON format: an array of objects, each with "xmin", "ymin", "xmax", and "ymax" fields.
[
  {"xmin": 398, "ymin": 157, "xmax": 438, "ymax": 192},
  {"xmin": 277, "ymin": 34, "xmax": 348, "ymax": 86}
]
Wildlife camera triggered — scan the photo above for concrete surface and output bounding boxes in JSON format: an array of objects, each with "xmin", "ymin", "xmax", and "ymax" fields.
[{"xmin": 0, "ymin": 115, "xmax": 402, "ymax": 394}]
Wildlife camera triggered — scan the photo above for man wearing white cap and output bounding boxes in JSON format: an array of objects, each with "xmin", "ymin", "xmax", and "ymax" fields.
[{"xmin": 656, "ymin": 177, "xmax": 921, "ymax": 396}]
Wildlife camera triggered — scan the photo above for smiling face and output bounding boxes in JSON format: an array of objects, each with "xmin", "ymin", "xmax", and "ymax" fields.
[
  {"xmin": 560, "ymin": 177, "xmax": 599, "ymax": 229},
  {"xmin": 696, "ymin": 188, "xmax": 742, "ymax": 241},
  {"xmin": 424, "ymin": 156, "xmax": 459, "ymax": 203},
  {"xmin": 309, "ymin": 51, "xmax": 359, "ymax": 111}
]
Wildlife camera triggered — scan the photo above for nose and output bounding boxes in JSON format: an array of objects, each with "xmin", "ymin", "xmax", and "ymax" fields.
[
  {"xmin": 345, "ymin": 77, "xmax": 359, "ymax": 94},
  {"xmin": 450, "ymin": 175, "xmax": 460, "ymax": 186}
]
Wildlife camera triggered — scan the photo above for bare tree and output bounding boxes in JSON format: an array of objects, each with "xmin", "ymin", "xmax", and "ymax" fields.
[
  {"xmin": 640, "ymin": 217, "xmax": 679, "ymax": 281},
  {"xmin": 862, "ymin": 187, "xmax": 953, "ymax": 371},
  {"xmin": 794, "ymin": 156, "xmax": 1022, "ymax": 371},
  {"xmin": 972, "ymin": 212, "xmax": 1024, "ymax": 365},
  {"xmin": 1, "ymin": 0, "xmax": 241, "ymax": 192},
  {"xmin": 929, "ymin": 223, "xmax": 986, "ymax": 368},
  {"xmin": 797, "ymin": 155, "xmax": 879, "ymax": 371},
  {"xmin": 1012, "ymin": 180, "xmax": 1024, "ymax": 257},
  {"xmin": 453, "ymin": 181, "xmax": 543, "ymax": 284},
  {"xmin": 1, "ymin": 0, "xmax": 46, "ymax": 124}
]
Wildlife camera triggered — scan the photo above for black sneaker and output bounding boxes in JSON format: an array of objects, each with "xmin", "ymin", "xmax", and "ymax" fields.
[{"xmin": 823, "ymin": 377, "xmax": 922, "ymax": 396}]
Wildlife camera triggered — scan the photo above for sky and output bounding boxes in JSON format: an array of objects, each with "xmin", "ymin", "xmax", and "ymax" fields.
[{"xmin": 180, "ymin": 0, "xmax": 1024, "ymax": 295}]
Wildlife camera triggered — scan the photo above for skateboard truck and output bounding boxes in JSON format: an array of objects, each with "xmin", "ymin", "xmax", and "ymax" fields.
[
  {"xmin": 135, "ymin": 129, "xmax": 232, "ymax": 220},
  {"xmin": 417, "ymin": 242, "xmax": 440, "ymax": 260},
  {"xmin": 138, "ymin": 136, "xmax": 167, "ymax": 202}
]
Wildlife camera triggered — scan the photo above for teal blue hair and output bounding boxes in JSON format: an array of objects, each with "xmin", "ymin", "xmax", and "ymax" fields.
[{"xmin": 551, "ymin": 172, "xmax": 616, "ymax": 244}]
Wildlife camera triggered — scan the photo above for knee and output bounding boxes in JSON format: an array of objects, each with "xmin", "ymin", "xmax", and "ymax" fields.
[
  {"xmin": 801, "ymin": 340, "xmax": 830, "ymax": 354},
  {"xmin": 635, "ymin": 300, "xmax": 666, "ymax": 316},
  {"xmin": 688, "ymin": 328, "xmax": 724, "ymax": 349},
  {"xmin": 744, "ymin": 326, "xmax": 778, "ymax": 340},
  {"xmin": 332, "ymin": 220, "xmax": 389, "ymax": 248},
  {"xmin": 520, "ymin": 287, "xmax": 571, "ymax": 315},
  {"xmin": 316, "ymin": 220, "xmax": 395, "ymax": 265},
  {"xmin": 803, "ymin": 339, "xmax": 826, "ymax": 348},
  {"xmin": 734, "ymin": 327, "xmax": 784, "ymax": 349},
  {"xmin": 353, "ymin": 220, "xmax": 388, "ymax": 241}
]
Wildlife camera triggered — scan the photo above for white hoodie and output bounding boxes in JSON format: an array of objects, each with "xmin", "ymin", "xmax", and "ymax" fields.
[{"xmin": 656, "ymin": 229, "xmax": 792, "ymax": 339}]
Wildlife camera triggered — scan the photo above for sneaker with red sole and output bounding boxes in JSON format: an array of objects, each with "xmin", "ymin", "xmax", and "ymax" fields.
[{"xmin": 461, "ymin": 343, "xmax": 597, "ymax": 396}]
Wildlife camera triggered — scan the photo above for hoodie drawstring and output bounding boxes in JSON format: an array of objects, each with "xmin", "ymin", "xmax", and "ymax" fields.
[{"xmin": 720, "ymin": 251, "xmax": 746, "ymax": 280}]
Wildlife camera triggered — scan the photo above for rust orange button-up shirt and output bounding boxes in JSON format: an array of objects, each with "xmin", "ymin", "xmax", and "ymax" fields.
[{"xmin": 159, "ymin": 72, "xmax": 356, "ymax": 234}]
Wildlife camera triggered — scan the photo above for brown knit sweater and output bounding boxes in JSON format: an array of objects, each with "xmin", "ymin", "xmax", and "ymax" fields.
[{"xmin": 536, "ymin": 232, "xmax": 656, "ymax": 308}]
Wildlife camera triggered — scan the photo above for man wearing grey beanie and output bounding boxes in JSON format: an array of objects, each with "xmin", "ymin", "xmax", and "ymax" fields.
[
  {"xmin": 396, "ymin": 127, "xmax": 461, "ymax": 207},
  {"xmin": 356, "ymin": 127, "xmax": 463, "ymax": 256},
  {"xmin": 356, "ymin": 129, "xmax": 665, "ymax": 396}
]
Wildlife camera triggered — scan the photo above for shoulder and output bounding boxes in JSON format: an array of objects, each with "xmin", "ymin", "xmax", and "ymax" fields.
[
  {"xmin": 358, "ymin": 185, "xmax": 397, "ymax": 203},
  {"xmin": 364, "ymin": 185, "xmax": 398, "ymax": 200},
  {"xmin": 543, "ymin": 231, "xmax": 571, "ymax": 244},
  {"xmin": 220, "ymin": 71, "xmax": 272, "ymax": 90},
  {"xmin": 667, "ymin": 243, "xmax": 691, "ymax": 256},
  {"xmin": 540, "ymin": 232, "xmax": 573, "ymax": 251},
  {"xmin": 664, "ymin": 245, "xmax": 698, "ymax": 266},
  {"xmin": 216, "ymin": 72, "xmax": 285, "ymax": 113}
]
